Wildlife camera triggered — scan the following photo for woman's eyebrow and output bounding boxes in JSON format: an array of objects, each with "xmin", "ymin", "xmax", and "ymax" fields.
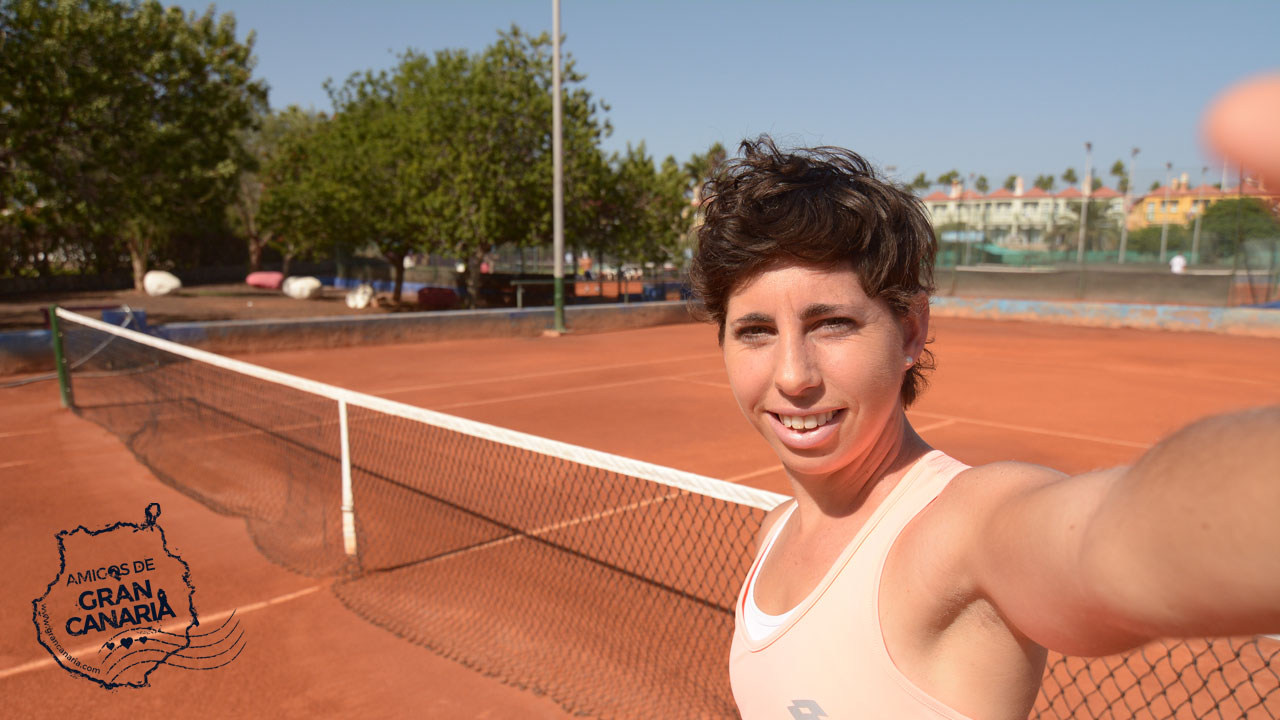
[
  {"xmin": 800, "ymin": 303, "xmax": 847, "ymax": 320},
  {"xmin": 730, "ymin": 312, "xmax": 773, "ymax": 325}
]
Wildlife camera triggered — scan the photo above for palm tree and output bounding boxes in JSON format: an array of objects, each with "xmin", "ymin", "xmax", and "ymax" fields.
[{"xmin": 1110, "ymin": 159, "xmax": 1128, "ymax": 193}]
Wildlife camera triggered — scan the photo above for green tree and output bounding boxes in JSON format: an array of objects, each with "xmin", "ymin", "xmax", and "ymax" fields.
[
  {"xmin": 317, "ymin": 60, "xmax": 450, "ymax": 303},
  {"xmin": 975, "ymin": 176, "xmax": 989, "ymax": 194},
  {"xmin": 279, "ymin": 26, "xmax": 608, "ymax": 306},
  {"xmin": 1003, "ymin": 175, "xmax": 1017, "ymax": 192},
  {"xmin": 231, "ymin": 106, "xmax": 323, "ymax": 272},
  {"xmin": 679, "ymin": 141, "xmax": 727, "ymax": 252},
  {"xmin": 1126, "ymin": 225, "xmax": 1191, "ymax": 257},
  {"xmin": 1150, "ymin": 180, "xmax": 1162, "ymax": 191},
  {"xmin": 909, "ymin": 172, "xmax": 931, "ymax": 192},
  {"xmin": 257, "ymin": 107, "xmax": 332, "ymax": 276},
  {"xmin": 683, "ymin": 141, "xmax": 727, "ymax": 202},
  {"xmin": 424, "ymin": 27, "xmax": 610, "ymax": 307},
  {"xmin": 1062, "ymin": 167, "xmax": 1078, "ymax": 186},
  {"xmin": 1200, "ymin": 198, "xmax": 1280, "ymax": 261},
  {"xmin": 1034, "ymin": 174, "xmax": 1056, "ymax": 191},
  {"xmin": 1063, "ymin": 198, "xmax": 1122, "ymax": 252},
  {"xmin": 1109, "ymin": 160, "xmax": 1128, "ymax": 193},
  {"xmin": 0, "ymin": 0, "xmax": 267, "ymax": 288},
  {"xmin": 936, "ymin": 169, "xmax": 960, "ymax": 188},
  {"xmin": 608, "ymin": 144, "xmax": 689, "ymax": 268}
]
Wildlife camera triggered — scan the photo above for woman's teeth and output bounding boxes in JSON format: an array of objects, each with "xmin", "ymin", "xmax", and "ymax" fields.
[{"xmin": 778, "ymin": 410, "xmax": 837, "ymax": 430}]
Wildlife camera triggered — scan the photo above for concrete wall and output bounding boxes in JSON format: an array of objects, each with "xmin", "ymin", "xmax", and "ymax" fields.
[
  {"xmin": 931, "ymin": 297, "xmax": 1280, "ymax": 337},
  {"xmin": 938, "ymin": 266, "xmax": 1235, "ymax": 306},
  {"xmin": 0, "ymin": 301, "xmax": 699, "ymax": 375}
]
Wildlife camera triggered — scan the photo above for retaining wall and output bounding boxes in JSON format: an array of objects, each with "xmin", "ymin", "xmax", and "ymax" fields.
[
  {"xmin": 930, "ymin": 297, "xmax": 1280, "ymax": 337},
  {"xmin": 937, "ymin": 266, "xmax": 1236, "ymax": 306},
  {"xmin": 0, "ymin": 301, "xmax": 697, "ymax": 375}
]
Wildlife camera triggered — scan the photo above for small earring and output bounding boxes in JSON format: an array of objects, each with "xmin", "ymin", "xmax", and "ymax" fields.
[{"xmin": 905, "ymin": 356, "xmax": 915, "ymax": 367}]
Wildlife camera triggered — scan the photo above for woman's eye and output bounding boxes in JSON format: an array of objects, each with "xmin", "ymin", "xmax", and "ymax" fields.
[
  {"xmin": 734, "ymin": 325, "xmax": 773, "ymax": 342},
  {"xmin": 816, "ymin": 317, "xmax": 856, "ymax": 332}
]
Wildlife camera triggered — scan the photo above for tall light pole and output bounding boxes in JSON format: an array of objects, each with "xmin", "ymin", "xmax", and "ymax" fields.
[
  {"xmin": 1076, "ymin": 142, "xmax": 1092, "ymax": 264},
  {"xmin": 551, "ymin": 0, "xmax": 565, "ymax": 333},
  {"xmin": 1191, "ymin": 165, "xmax": 1208, "ymax": 264},
  {"xmin": 1159, "ymin": 161, "xmax": 1172, "ymax": 262},
  {"xmin": 1118, "ymin": 147, "xmax": 1138, "ymax": 264}
]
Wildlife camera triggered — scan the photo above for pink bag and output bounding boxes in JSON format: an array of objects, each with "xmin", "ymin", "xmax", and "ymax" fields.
[{"xmin": 246, "ymin": 271, "xmax": 284, "ymax": 289}]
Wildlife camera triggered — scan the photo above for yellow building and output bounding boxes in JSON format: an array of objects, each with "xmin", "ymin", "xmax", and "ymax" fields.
[{"xmin": 1126, "ymin": 175, "xmax": 1278, "ymax": 230}]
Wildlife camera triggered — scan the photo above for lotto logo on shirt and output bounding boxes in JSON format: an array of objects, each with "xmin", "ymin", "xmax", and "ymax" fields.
[{"xmin": 787, "ymin": 699, "xmax": 829, "ymax": 718}]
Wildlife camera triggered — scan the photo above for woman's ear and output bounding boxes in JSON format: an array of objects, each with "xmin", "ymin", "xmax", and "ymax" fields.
[{"xmin": 901, "ymin": 292, "xmax": 930, "ymax": 361}]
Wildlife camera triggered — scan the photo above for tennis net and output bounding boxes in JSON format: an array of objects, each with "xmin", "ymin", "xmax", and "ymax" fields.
[
  {"xmin": 53, "ymin": 306, "xmax": 786, "ymax": 718},
  {"xmin": 51, "ymin": 307, "xmax": 1280, "ymax": 719}
]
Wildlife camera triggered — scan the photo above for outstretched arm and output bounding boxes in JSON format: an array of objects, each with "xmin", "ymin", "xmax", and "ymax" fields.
[
  {"xmin": 1080, "ymin": 406, "xmax": 1280, "ymax": 638},
  {"xmin": 964, "ymin": 406, "xmax": 1280, "ymax": 656}
]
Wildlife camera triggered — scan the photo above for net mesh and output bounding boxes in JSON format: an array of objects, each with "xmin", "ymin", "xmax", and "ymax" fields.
[
  {"xmin": 1034, "ymin": 637, "xmax": 1280, "ymax": 719},
  {"xmin": 54, "ymin": 308, "xmax": 1280, "ymax": 719}
]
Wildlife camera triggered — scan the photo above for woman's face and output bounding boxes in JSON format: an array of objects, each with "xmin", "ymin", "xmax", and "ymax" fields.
[{"xmin": 722, "ymin": 263, "xmax": 925, "ymax": 479}]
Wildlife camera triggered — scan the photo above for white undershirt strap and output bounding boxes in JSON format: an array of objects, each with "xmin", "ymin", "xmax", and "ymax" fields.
[{"xmin": 741, "ymin": 505, "xmax": 799, "ymax": 642}]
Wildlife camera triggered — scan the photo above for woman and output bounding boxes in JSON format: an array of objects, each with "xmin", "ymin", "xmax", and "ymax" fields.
[{"xmin": 689, "ymin": 137, "xmax": 1280, "ymax": 719}]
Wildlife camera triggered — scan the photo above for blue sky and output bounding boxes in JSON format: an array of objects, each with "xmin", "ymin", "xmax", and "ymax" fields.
[{"xmin": 177, "ymin": 1, "xmax": 1279, "ymax": 193}]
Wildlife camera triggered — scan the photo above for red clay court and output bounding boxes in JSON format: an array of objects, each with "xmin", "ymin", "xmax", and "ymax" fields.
[{"xmin": 3, "ymin": 314, "xmax": 1279, "ymax": 718}]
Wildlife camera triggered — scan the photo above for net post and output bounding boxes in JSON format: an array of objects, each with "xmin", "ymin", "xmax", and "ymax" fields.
[
  {"xmin": 338, "ymin": 399, "xmax": 357, "ymax": 557},
  {"xmin": 553, "ymin": 277, "xmax": 565, "ymax": 330},
  {"xmin": 551, "ymin": 0, "xmax": 566, "ymax": 334},
  {"xmin": 48, "ymin": 305, "xmax": 74, "ymax": 409}
]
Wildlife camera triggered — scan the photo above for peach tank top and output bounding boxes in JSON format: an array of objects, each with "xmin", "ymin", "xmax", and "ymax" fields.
[{"xmin": 729, "ymin": 450, "xmax": 971, "ymax": 719}]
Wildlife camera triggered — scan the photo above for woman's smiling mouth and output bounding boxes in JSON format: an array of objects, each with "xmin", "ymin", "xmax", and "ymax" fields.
[{"xmin": 767, "ymin": 409, "xmax": 846, "ymax": 449}]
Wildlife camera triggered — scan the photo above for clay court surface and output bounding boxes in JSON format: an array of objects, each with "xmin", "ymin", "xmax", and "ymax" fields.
[{"xmin": 3, "ymin": 314, "xmax": 1279, "ymax": 718}]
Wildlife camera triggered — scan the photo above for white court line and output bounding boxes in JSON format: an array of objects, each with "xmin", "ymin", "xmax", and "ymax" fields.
[
  {"xmin": 0, "ymin": 584, "xmax": 323, "ymax": 681},
  {"xmin": 0, "ymin": 460, "xmax": 33, "ymax": 470},
  {"xmin": 724, "ymin": 464, "xmax": 784, "ymax": 483},
  {"xmin": 187, "ymin": 418, "xmax": 341, "ymax": 445},
  {"xmin": 913, "ymin": 418, "xmax": 958, "ymax": 433},
  {"xmin": 429, "ymin": 367, "xmax": 734, "ymax": 412},
  {"xmin": 955, "ymin": 354, "xmax": 1275, "ymax": 388},
  {"xmin": 416, "ymin": 491, "xmax": 686, "ymax": 565},
  {"xmin": 432, "ymin": 376, "xmax": 669, "ymax": 411},
  {"xmin": 0, "ymin": 429, "xmax": 51, "ymax": 439},
  {"xmin": 673, "ymin": 377, "xmax": 732, "ymax": 391},
  {"xmin": 370, "ymin": 352, "xmax": 721, "ymax": 396},
  {"xmin": 910, "ymin": 411, "xmax": 1152, "ymax": 449}
]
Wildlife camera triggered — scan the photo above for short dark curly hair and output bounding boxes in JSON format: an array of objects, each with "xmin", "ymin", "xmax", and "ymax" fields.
[{"xmin": 689, "ymin": 136, "xmax": 937, "ymax": 406}]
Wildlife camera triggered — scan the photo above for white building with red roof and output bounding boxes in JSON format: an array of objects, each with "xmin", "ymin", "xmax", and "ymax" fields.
[{"xmin": 919, "ymin": 178, "xmax": 1127, "ymax": 248}]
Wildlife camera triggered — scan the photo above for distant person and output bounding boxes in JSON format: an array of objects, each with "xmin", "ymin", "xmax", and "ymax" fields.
[
  {"xmin": 689, "ymin": 136, "xmax": 1279, "ymax": 719},
  {"xmin": 1169, "ymin": 252, "xmax": 1188, "ymax": 274}
]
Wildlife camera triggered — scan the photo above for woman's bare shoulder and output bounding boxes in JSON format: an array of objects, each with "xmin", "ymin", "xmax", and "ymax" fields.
[
  {"xmin": 942, "ymin": 460, "xmax": 1067, "ymax": 509},
  {"xmin": 751, "ymin": 498, "xmax": 797, "ymax": 557},
  {"xmin": 910, "ymin": 460, "xmax": 1071, "ymax": 560}
]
